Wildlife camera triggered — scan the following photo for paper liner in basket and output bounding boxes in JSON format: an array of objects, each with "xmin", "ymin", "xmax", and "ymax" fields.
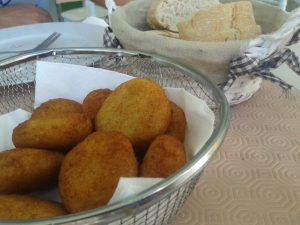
[{"xmin": 0, "ymin": 61, "xmax": 214, "ymax": 205}]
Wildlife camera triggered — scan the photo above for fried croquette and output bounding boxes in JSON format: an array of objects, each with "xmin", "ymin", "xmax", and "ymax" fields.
[
  {"xmin": 0, "ymin": 194, "xmax": 67, "ymax": 220},
  {"xmin": 31, "ymin": 98, "xmax": 82, "ymax": 119},
  {"xmin": 95, "ymin": 78, "xmax": 171, "ymax": 154},
  {"xmin": 140, "ymin": 135, "xmax": 186, "ymax": 178},
  {"xmin": 59, "ymin": 131, "xmax": 138, "ymax": 213},
  {"xmin": 82, "ymin": 89, "xmax": 112, "ymax": 121},
  {"xmin": 165, "ymin": 101, "xmax": 187, "ymax": 142},
  {"xmin": 0, "ymin": 148, "xmax": 64, "ymax": 194},
  {"xmin": 12, "ymin": 113, "xmax": 93, "ymax": 153}
]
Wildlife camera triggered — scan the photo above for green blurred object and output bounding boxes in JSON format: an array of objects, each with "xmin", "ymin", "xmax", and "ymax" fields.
[
  {"xmin": 61, "ymin": 2, "xmax": 83, "ymax": 11},
  {"xmin": 55, "ymin": 1, "xmax": 85, "ymax": 22},
  {"xmin": 287, "ymin": 0, "xmax": 300, "ymax": 11},
  {"xmin": 58, "ymin": 1, "xmax": 108, "ymax": 22}
]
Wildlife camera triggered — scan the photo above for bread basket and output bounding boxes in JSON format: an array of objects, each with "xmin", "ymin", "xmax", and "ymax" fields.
[
  {"xmin": 0, "ymin": 48, "xmax": 229, "ymax": 225},
  {"xmin": 111, "ymin": 0, "xmax": 293, "ymax": 84}
]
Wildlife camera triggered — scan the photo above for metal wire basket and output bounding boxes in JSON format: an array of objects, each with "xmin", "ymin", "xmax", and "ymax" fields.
[{"xmin": 0, "ymin": 48, "xmax": 229, "ymax": 225}]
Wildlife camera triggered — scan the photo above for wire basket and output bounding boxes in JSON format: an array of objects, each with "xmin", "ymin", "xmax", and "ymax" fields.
[{"xmin": 0, "ymin": 48, "xmax": 229, "ymax": 225}]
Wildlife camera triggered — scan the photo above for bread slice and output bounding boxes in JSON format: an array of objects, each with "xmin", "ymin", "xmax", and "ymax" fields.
[
  {"xmin": 147, "ymin": 0, "xmax": 220, "ymax": 32},
  {"xmin": 177, "ymin": 1, "xmax": 261, "ymax": 42}
]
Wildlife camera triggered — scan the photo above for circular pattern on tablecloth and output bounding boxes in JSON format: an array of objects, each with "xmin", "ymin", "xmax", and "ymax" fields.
[
  {"xmin": 251, "ymin": 182, "xmax": 293, "ymax": 209},
  {"xmin": 170, "ymin": 82, "xmax": 300, "ymax": 225},
  {"xmin": 241, "ymin": 146, "xmax": 275, "ymax": 167},
  {"xmin": 261, "ymin": 134, "xmax": 297, "ymax": 151}
]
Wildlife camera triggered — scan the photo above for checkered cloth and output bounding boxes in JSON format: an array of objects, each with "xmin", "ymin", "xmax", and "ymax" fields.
[
  {"xmin": 103, "ymin": 15, "xmax": 300, "ymax": 90},
  {"xmin": 103, "ymin": 26, "xmax": 123, "ymax": 49},
  {"xmin": 222, "ymin": 29, "xmax": 300, "ymax": 91},
  {"xmin": 103, "ymin": 16, "xmax": 123, "ymax": 49}
]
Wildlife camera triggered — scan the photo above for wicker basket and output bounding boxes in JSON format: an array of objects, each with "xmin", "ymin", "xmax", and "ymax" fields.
[{"xmin": 0, "ymin": 48, "xmax": 229, "ymax": 225}]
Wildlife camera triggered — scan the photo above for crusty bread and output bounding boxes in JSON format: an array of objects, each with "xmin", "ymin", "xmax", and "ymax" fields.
[
  {"xmin": 177, "ymin": 1, "xmax": 261, "ymax": 42},
  {"xmin": 147, "ymin": 0, "xmax": 220, "ymax": 32}
]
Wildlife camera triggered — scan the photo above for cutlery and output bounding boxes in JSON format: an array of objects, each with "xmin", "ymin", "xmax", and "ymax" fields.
[{"xmin": 0, "ymin": 32, "xmax": 61, "ymax": 54}]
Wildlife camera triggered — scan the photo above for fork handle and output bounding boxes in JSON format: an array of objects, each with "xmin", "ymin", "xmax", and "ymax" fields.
[{"xmin": 0, "ymin": 50, "xmax": 31, "ymax": 54}]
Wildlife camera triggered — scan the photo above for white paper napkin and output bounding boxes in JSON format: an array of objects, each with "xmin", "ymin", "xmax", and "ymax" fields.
[
  {"xmin": 0, "ymin": 109, "xmax": 30, "ymax": 151},
  {"xmin": 109, "ymin": 178, "xmax": 163, "ymax": 204},
  {"xmin": 35, "ymin": 61, "xmax": 132, "ymax": 107}
]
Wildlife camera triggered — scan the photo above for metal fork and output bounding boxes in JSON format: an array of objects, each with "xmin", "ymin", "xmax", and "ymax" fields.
[{"xmin": 0, "ymin": 32, "xmax": 61, "ymax": 55}]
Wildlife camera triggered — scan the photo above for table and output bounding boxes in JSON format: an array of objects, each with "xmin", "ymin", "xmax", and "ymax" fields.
[{"xmin": 171, "ymin": 81, "xmax": 300, "ymax": 225}]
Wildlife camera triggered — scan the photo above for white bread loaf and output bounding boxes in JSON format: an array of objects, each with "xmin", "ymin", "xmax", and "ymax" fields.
[
  {"xmin": 147, "ymin": 0, "xmax": 220, "ymax": 32},
  {"xmin": 177, "ymin": 1, "xmax": 261, "ymax": 42}
]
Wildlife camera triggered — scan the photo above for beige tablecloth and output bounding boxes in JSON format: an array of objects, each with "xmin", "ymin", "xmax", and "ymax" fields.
[{"xmin": 171, "ymin": 81, "xmax": 300, "ymax": 225}]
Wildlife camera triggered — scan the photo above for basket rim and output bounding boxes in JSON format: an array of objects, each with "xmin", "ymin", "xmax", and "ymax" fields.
[{"xmin": 0, "ymin": 47, "xmax": 230, "ymax": 225}]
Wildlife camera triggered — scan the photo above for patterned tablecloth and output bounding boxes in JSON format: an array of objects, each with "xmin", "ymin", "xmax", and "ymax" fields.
[{"xmin": 170, "ymin": 81, "xmax": 300, "ymax": 225}]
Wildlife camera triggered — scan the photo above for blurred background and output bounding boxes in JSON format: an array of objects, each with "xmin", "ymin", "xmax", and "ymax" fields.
[{"xmin": 54, "ymin": 0, "xmax": 300, "ymax": 22}]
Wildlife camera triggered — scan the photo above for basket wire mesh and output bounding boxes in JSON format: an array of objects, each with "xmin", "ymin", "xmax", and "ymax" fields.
[{"xmin": 0, "ymin": 48, "xmax": 229, "ymax": 225}]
